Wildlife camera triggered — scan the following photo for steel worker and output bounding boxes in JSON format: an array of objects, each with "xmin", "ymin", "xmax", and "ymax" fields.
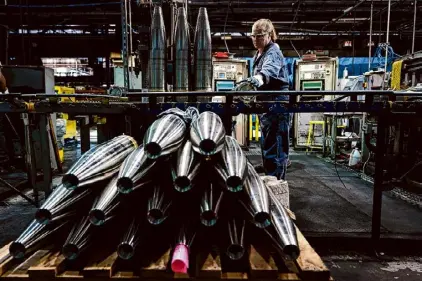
[{"xmin": 237, "ymin": 19, "xmax": 290, "ymax": 180}]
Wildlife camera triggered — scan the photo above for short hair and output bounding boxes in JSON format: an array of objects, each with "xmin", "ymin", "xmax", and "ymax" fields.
[{"xmin": 252, "ymin": 19, "xmax": 277, "ymax": 41}]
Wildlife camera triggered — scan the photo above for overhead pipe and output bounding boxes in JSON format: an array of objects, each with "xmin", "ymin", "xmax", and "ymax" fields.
[
  {"xmin": 369, "ymin": 1, "xmax": 374, "ymax": 71},
  {"xmin": 321, "ymin": 0, "xmax": 367, "ymax": 32},
  {"xmin": 384, "ymin": 0, "xmax": 392, "ymax": 75},
  {"xmin": 411, "ymin": 0, "xmax": 417, "ymax": 86}
]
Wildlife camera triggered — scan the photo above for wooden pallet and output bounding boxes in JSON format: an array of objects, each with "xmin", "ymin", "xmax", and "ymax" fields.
[{"xmin": 0, "ymin": 226, "xmax": 330, "ymax": 281}]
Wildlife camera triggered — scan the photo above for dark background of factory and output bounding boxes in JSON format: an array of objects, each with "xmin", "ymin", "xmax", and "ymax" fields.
[{"xmin": 0, "ymin": 1, "xmax": 421, "ymax": 281}]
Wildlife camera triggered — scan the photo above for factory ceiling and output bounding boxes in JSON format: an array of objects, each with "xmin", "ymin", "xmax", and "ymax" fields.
[
  {"xmin": 0, "ymin": 0, "xmax": 421, "ymax": 60},
  {"xmin": 1, "ymin": 0, "xmax": 420, "ymax": 36}
]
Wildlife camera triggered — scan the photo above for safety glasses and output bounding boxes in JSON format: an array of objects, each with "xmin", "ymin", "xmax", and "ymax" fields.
[{"xmin": 250, "ymin": 33, "xmax": 268, "ymax": 39}]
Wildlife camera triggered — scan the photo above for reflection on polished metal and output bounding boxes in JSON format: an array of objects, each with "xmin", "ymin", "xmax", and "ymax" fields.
[
  {"xmin": 190, "ymin": 112, "xmax": 225, "ymax": 156},
  {"xmin": 117, "ymin": 146, "xmax": 155, "ymax": 194},
  {"xmin": 62, "ymin": 216, "xmax": 93, "ymax": 260},
  {"xmin": 144, "ymin": 114, "xmax": 187, "ymax": 159},
  {"xmin": 200, "ymin": 184, "xmax": 223, "ymax": 226},
  {"xmin": 172, "ymin": 140, "xmax": 200, "ymax": 192},
  {"xmin": 194, "ymin": 7, "xmax": 213, "ymax": 96},
  {"xmin": 241, "ymin": 162, "xmax": 270, "ymax": 228},
  {"xmin": 117, "ymin": 219, "xmax": 140, "ymax": 260},
  {"xmin": 174, "ymin": 7, "xmax": 190, "ymax": 94},
  {"xmin": 35, "ymin": 184, "xmax": 94, "ymax": 225},
  {"xmin": 264, "ymin": 187, "xmax": 299, "ymax": 260},
  {"xmin": 62, "ymin": 135, "xmax": 137, "ymax": 190},
  {"xmin": 89, "ymin": 177, "xmax": 119, "ymax": 226},
  {"xmin": 9, "ymin": 219, "xmax": 68, "ymax": 259},
  {"xmin": 226, "ymin": 219, "xmax": 245, "ymax": 261},
  {"xmin": 149, "ymin": 5, "xmax": 166, "ymax": 92},
  {"xmin": 147, "ymin": 187, "xmax": 171, "ymax": 225},
  {"xmin": 215, "ymin": 136, "xmax": 248, "ymax": 192}
]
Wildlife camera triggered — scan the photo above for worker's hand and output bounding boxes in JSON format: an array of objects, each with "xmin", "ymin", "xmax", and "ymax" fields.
[{"xmin": 235, "ymin": 75, "xmax": 264, "ymax": 90}]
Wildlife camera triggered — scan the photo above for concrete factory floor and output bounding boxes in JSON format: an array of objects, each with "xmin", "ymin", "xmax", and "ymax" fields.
[
  {"xmin": 0, "ymin": 134, "xmax": 421, "ymax": 280},
  {"xmin": 246, "ymin": 146, "xmax": 422, "ymax": 238}
]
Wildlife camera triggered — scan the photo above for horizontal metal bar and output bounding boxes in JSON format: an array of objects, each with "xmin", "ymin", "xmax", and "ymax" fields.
[
  {"xmin": 125, "ymin": 90, "xmax": 395, "ymax": 97},
  {"xmin": 14, "ymin": 101, "xmax": 421, "ymax": 115}
]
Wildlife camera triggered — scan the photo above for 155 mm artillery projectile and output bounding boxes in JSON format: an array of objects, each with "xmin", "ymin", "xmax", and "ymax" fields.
[
  {"xmin": 200, "ymin": 184, "xmax": 223, "ymax": 227},
  {"xmin": 226, "ymin": 219, "xmax": 246, "ymax": 261},
  {"xmin": 89, "ymin": 177, "xmax": 120, "ymax": 226},
  {"xmin": 117, "ymin": 146, "xmax": 155, "ymax": 194},
  {"xmin": 10, "ymin": 216, "xmax": 70, "ymax": 259},
  {"xmin": 194, "ymin": 7, "xmax": 212, "ymax": 92},
  {"xmin": 215, "ymin": 136, "xmax": 248, "ymax": 192},
  {"xmin": 174, "ymin": 7, "xmax": 190, "ymax": 93},
  {"xmin": 149, "ymin": 4, "xmax": 166, "ymax": 92},
  {"xmin": 171, "ymin": 226, "xmax": 196, "ymax": 274},
  {"xmin": 190, "ymin": 112, "xmax": 225, "ymax": 156},
  {"xmin": 62, "ymin": 216, "xmax": 94, "ymax": 260},
  {"xmin": 147, "ymin": 187, "xmax": 171, "ymax": 225},
  {"xmin": 35, "ymin": 186, "xmax": 92, "ymax": 225},
  {"xmin": 264, "ymin": 187, "xmax": 300, "ymax": 260},
  {"xmin": 117, "ymin": 219, "xmax": 140, "ymax": 260},
  {"xmin": 62, "ymin": 135, "xmax": 137, "ymax": 190},
  {"xmin": 240, "ymin": 163, "xmax": 270, "ymax": 228},
  {"xmin": 144, "ymin": 114, "xmax": 187, "ymax": 159},
  {"xmin": 172, "ymin": 140, "xmax": 200, "ymax": 192}
]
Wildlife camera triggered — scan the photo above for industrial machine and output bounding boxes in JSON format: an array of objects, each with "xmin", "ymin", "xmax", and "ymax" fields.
[
  {"xmin": 294, "ymin": 57, "xmax": 339, "ymax": 149},
  {"xmin": 212, "ymin": 57, "xmax": 249, "ymax": 146}
]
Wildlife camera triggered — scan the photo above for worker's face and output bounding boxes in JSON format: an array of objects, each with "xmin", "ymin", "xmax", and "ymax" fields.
[{"xmin": 251, "ymin": 28, "xmax": 271, "ymax": 49}]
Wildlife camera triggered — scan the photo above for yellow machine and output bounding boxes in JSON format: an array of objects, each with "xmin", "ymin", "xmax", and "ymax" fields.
[{"xmin": 54, "ymin": 86, "xmax": 78, "ymax": 162}]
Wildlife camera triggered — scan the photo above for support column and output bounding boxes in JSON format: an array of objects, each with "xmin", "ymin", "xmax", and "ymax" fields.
[
  {"xmin": 371, "ymin": 113, "xmax": 387, "ymax": 244},
  {"xmin": 38, "ymin": 115, "xmax": 52, "ymax": 196}
]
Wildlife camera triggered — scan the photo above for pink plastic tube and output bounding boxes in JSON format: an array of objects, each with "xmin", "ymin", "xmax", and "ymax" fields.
[{"xmin": 171, "ymin": 243, "xmax": 189, "ymax": 273}]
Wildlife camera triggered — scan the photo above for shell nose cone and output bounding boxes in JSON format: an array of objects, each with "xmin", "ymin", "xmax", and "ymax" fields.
[
  {"xmin": 199, "ymin": 139, "xmax": 216, "ymax": 155},
  {"xmin": 89, "ymin": 209, "xmax": 106, "ymax": 226},
  {"xmin": 174, "ymin": 176, "xmax": 192, "ymax": 193},
  {"xmin": 35, "ymin": 209, "xmax": 53, "ymax": 225},
  {"xmin": 254, "ymin": 211, "xmax": 271, "ymax": 229},
  {"xmin": 9, "ymin": 242, "xmax": 25, "ymax": 259},
  {"xmin": 117, "ymin": 243, "xmax": 135, "ymax": 260},
  {"xmin": 117, "ymin": 177, "xmax": 134, "ymax": 194},
  {"xmin": 226, "ymin": 244, "xmax": 245, "ymax": 261},
  {"xmin": 62, "ymin": 174, "xmax": 79, "ymax": 190},
  {"xmin": 62, "ymin": 243, "xmax": 80, "ymax": 260},
  {"xmin": 145, "ymin": 142, "xmax": 162, "ymax": 159}
]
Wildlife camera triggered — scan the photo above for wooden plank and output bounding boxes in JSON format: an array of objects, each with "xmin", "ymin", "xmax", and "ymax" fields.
[
  {"xmin": 295, "ymin": 226, "xmax": 330, "ymax": 280},
  {"xmin": 27, "ymin": 251, "xmax": 66, "ymax": 278},
  {"xmin": 7, "ymin": 250, "xmax": 49, "ymax": 278},
  {"xmin": 140, "ymin": 248, "xmax": 172, "ymax": 279},
  {"xmin": 197, "ymin": 251, "xmax": 222, "ymax": 279},
  {"xmin": 0, "ymin": 243, "xmax": 15, "ymax": 277},
  {"xmin": 83, "ymin": 251, "xmax": 118, "ymax": 278},
  {"xmin": 220, "ymin": 272, "xmax": 248, "ymax": 279},
  {"xmin": 248, "ymin": 246, "xmax": 278, "ymax": 279}
]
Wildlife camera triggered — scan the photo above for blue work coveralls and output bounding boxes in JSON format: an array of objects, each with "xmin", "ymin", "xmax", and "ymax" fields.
[{"xmin": 252, "ymin": 42, "xmax": 290, "ymax": 180}]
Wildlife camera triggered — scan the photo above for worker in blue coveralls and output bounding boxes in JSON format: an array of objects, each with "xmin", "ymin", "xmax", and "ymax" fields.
[{"xmin": 237, "ymin": 19, "xmax": 290, "ymax": 180}]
